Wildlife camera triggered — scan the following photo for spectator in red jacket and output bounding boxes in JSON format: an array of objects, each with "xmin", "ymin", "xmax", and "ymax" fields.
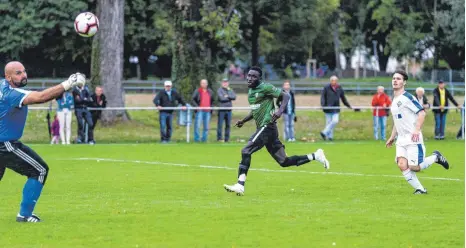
[
  {"xmin": 371, "ymin": 86, "xmax": 392, "ymax": 140},
  {"xmin": 192, "ymin": 79, "xmax": 214, "ymax": 142}
]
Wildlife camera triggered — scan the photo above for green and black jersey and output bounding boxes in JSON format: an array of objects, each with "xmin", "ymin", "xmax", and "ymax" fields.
[{"xmin": 248, "ymin": 82, "xmax": 282, "ymax": 128}]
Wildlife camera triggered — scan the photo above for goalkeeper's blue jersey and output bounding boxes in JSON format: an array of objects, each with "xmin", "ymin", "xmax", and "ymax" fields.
[{"xmin": 0, "ymin": 80, "xmax": 31, "ymax": 141}]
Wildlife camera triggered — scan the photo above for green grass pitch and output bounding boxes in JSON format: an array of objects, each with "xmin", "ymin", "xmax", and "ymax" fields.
[{"xmin": 0, "ymin": 141, "xmax": 464, "ymax": 247}]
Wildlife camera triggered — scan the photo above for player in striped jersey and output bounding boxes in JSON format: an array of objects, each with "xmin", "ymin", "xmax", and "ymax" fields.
[{"xmin": 223, "ymin": 66, "xmax": 329, "ymax": 196}]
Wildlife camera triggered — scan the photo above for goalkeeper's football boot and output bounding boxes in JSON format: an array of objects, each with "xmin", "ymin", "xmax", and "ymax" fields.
[{"xmin": 16, "ymin": 213, "xmax": 41, "ymax": 223}]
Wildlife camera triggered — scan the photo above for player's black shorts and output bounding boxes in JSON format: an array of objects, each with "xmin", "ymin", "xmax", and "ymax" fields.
[
  {"xmin": 0, "ymin": 141, "xmax": 49, "ymax": 184},
  {"xmin": 242, "ymin": 123, "xmax": 285, "ymax": 159}
]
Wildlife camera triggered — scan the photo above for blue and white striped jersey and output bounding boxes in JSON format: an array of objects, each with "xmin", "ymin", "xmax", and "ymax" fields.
[{"xmin": 390, "ymin": 91, "xmax": 424, "ymax": 146}]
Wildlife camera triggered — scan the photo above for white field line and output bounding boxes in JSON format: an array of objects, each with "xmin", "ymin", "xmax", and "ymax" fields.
[
  {"xmin": 60, "ymin": 157, "xmax": 463, "ymax": 182},
  {"xmin": 30, "ymin": 141, "xmax": 403, "ymax": 146}
]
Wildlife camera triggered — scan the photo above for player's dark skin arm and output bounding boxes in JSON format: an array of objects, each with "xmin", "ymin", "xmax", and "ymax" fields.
[
  {"xmin": 23, "ymin": 84, "xmax": 66, "ymax": 105},
  {"xmin": 235, "ymin": 111, "xmax": 253, "ymax": 128},
  {"xmin": 272, "ymin": 91, "xmax": 290, "ymax": 122}
]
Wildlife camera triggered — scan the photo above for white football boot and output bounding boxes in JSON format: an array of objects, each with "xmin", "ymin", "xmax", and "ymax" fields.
[
  {"xmin": 223, "ymin": 183, "xmax": 245, "ymax": 196},
  {"xmin": 313, "ymin": 149, "xmax": 330, "ymax": 170}
]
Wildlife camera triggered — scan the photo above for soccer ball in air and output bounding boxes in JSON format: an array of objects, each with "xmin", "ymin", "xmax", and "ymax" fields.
[{"xmin": 74, "ymin": 12, "xmax": 99, "ymax": 37}]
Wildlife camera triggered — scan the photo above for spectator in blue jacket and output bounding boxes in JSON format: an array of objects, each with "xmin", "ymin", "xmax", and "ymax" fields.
[
  {"xmin": 56, "ymin": 92, "xmax": 74, "ymax": 145},
  {"xmin": 320, "ymin": 75, "xmax": 352, "ymax": 141}
]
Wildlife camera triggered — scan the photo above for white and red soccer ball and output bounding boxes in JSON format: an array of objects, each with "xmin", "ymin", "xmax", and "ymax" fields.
[{"xmin": 74, "ymin": 12, "xmax": 99, "ymax": 37}]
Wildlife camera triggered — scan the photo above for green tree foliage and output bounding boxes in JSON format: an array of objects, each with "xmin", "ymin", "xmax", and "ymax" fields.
[
  {"xmin": 365, "ymin": 0, "xmax": 464, "ymax": 70},
  {"xmin": 436, "ymin": 0, "xmax": 465, "ymax": 69},
  {"xmin": 370, "ymin": 0, "xmax": 425, "ymax": 59},
  {"xmin": 167, "ymin": 0, "xmax": 241, "ymax": 100},
  {"xmin": 234, "ymin": 0, "xmax": 339, "ymax": 71},
  {"xmin": 0, "ymin": 0, "xmax": 90, "ymax": 60},
  {"xmin": 124, "ymin": 0, "xmax": 175, "ymax": 79},
  {"xmin": 437, "ymin": 0, "xmax": 464, "ymax": 47},
  {"xmin": 0, "ymin": 0, "xmax": 463, "ymax": 82}
]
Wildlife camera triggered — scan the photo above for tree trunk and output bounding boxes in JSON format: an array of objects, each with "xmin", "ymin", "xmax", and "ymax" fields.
[
  {"xmin": 376, "ymin": 40, "xmax": 389, "ymax": 72},
  {"xmin": 98, "ymin": 0, "xmax": 129, "ymax": 124},
  {"xmin": 172, "ymin": 0, "xmax": 205, "ymax": 102},
  {"xmin": 90, "ymin": 1, "xmax": 101, "ymax": 91},
  {"xmin": 90, "ymin": 37, "xmax": 100, "ymax": 90},
  {"xmin": 431, "ymin": 0, "xmax": 438, "ymax": 82},
  {"xmin": 332, "ymin": 23, "xmax": 342, "ymax": 77},
  {"xmin": 251, "ymin": 2, "xmax": 260, "ymax": 66},
  {"xmin": 441, "ymin": 45, "xmax": 465, "ymax": 70},
  {"xmin": 138, "ymin": 50, "xmax": 150, "ymax": 80}
]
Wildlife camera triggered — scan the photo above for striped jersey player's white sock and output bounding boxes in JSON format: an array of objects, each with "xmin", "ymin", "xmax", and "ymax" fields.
[
  {"xmin": 237, "ymin": 174, "xmax": 246, "ymax": 186},
  {"xmin": 402, "ymin": 169, "xmax": 425, "ymax": 191},
  {"xmin": 419, "ymin": 155, "xmax": 436, "ymax": 170}
]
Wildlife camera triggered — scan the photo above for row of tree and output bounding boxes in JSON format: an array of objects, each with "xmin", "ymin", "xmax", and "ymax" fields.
[{"xmin": 1, "ymin": 0, "xmax": 463, "ymax": 75}]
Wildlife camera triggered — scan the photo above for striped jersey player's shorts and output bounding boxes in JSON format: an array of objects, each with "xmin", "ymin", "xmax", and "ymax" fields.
[
  {"xmin": 0, "ymin": 141, "xmax": 49, "ymax": 184},
  {"xmin": 242, "ymin": 123, "xmax": 286, "ymax": 160},
  {"xmin": 395, "ymin": 144, "xmax": 426, "ymax": 166}
]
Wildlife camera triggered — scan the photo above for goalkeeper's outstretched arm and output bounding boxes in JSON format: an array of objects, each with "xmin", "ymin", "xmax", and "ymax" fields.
[{"xmin": 23, "ymin": 73, "xmax": 86, "ymax": 105}]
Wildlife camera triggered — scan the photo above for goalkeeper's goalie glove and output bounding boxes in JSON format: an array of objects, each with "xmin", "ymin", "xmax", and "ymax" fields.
[{"xmin": 61, "ymin": 73, "xmax": 86, "ymax": 91}]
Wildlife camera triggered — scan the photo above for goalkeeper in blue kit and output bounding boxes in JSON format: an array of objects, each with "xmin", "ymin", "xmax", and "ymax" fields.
[{"xmin": 0, "ymin": 61, "xmax": 86, "ymax": 222}]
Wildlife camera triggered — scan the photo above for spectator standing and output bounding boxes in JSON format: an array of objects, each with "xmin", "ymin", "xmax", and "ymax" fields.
[
  {"xmin": 56, "ymin": 91, "xmax": 74, "ymax": 145},
  {"xmin": 50, "ymin": 115, "xmax": 60, "ymax": 144},
  {"xmin": 371, "ymin": 86, "xmax": 392, "ymax": 140},
  {"xmin": 320, "ymin": 75, "xmax": 352, "ymax": 141},
  {"xmin": 216, "ymin": 78, "xmax": 236, "ymax": 142},
  {"xmin": 276, "ymin": 80, "xmax": 296, "ymax": 142},
  {"xmin": 153, "ymin": 81, "xmax": 187, "ymax": 143},
  {"xmin": 90, "ymin": 86, "xmax": 107, "ymax": 130},
  {"xmin": 72, "ymin": 85, "xmax": 95, "ymax": 144},
  {"xmin": 192, "ymin": 79, "xmax": 214, "ymax": 142},
  {"xmin": 432, "ymin": 80, "xmax": 459, "ymax": 139},
  {"xmin": 415, "ymin": 87, "xmax": 430, "ymax": 110}
]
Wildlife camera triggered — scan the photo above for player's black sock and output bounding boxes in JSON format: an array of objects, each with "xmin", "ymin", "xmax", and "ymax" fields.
[
  {"xmin": 279, "ymin": 155, "xmax": 310, "ymax": 167},
  {"xmin": 295, "ymin": 155, "xmax": 311, "ymax": 166},
  {"xmin": 237, "ymin": 164, "xmax": 249, "ymax": 186}
]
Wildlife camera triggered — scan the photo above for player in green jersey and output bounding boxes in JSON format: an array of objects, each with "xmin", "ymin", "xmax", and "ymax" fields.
[{"xmin": 224, "ymin": 66, "xmax": 330, "ymax": 196}]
